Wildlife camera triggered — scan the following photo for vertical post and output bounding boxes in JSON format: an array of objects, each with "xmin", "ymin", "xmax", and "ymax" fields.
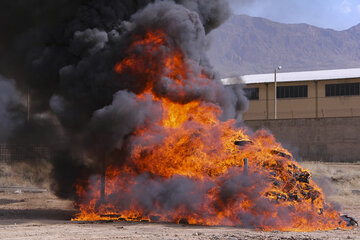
[
  {"xmin": 274, "ymin": 66, "xmax": 282, "ymax": 119},
  {"xmin": 27, "ymin": 87, "xmax": 30, "ymax": 122},
  {"xmin": 266, "ymin": 83, "xmax": 269, "ymax": 120},
  {"xmin": 100, "ymin": 152, "xmax": 106, "ymax": 203},
  {"xmin": 315, "ymin": 81, "xmax": 318, "ymax": 118},
  {"xmin": 243, "ymin": 158, "xmax": 248, "ymax": 176},
  {"xmin": 274, "ymin": 69, "xmax": 277, "ymax": 120}
]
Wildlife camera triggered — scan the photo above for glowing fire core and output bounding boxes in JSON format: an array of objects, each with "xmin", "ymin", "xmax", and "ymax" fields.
[{"xmin": 72, "ymin": 30, "xmax": 352, "ymax": 231}]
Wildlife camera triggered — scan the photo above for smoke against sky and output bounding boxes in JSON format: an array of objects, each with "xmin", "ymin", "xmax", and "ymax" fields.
[
  {"xmin": 0, "ymin": 0, "xmax": 248, "ymax": 198},
  {"xmin": 0, "ymin": 75, "xmax": 24, "ymax": 141},
  {"xmin": 0, "ymin": 1, "xmax": 354, "ymax": 230},
  {"xmin": 229, "ymin": 0, "xmax": 360, "ymax": 30}
]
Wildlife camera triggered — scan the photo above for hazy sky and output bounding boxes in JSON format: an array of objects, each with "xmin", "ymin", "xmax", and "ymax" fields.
[{"xmin": 229, "ymin": 0, "xmax": 360, "ymax": 30}]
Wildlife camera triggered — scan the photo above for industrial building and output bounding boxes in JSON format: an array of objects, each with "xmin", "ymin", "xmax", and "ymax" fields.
[
  {"xmin": 223, "ymin": 68, "xmax": 360, "ymax": 121},
  {"xmin": 222, "ymin": 68, "xmax": 360, "ymax": 162}
]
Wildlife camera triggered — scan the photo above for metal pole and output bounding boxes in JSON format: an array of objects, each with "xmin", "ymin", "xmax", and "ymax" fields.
[
  {"xmin": 100, "ymin": 152, "xmax": 106, "ymax": 203},
  {"xmin": 274, "ymin": 69, "xmax": 277, "ymax": 120},
  {"xmin": 27, "ymin": 87, "xmax": 30, "ymax": 122},
  {"xmin": 266, "ymin": 83, "xmax": 269, "ymax": 120},
  {"xmin": 315, "ymin": 81, "xmax": 318, "ymax": 118},
  {"xmin": 243, "ymin": 158, "xmax": 248, "ymax": 176}
]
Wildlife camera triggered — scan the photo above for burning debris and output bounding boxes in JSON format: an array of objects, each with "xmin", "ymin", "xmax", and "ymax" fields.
[
  {"xmin": 341, "ymin": 215, "xmax": 359, "ymax": 227},
  {"xmin": 0, "ymin": 0, "xmax": 356, "ymax": 232},
  {"xmin": 234, "ymin": 139, "xmax": 253, "ymax": 147}
]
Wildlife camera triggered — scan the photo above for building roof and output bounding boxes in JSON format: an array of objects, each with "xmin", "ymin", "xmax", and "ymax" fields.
[{"xmin": 221, "ymin": 68, "xmax": 360, "ymax": 85}]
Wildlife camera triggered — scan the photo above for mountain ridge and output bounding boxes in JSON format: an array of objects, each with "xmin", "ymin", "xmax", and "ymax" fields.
[{"xmin": 207, "ymin": 15, "xmax": 360, "ymax": 77}]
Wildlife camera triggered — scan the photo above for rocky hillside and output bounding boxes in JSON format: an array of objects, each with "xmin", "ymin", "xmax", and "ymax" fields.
[{"xmin": 207, "ymin": 15, "xmax": 360, "ymax": 77}]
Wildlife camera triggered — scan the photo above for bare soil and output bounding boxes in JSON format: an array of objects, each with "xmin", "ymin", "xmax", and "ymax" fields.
[{"xmin": 0, "ymin": 162, "xmax": 359, "ymax": 240}]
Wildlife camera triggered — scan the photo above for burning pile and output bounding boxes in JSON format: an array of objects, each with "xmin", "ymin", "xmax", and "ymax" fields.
[
  {"xmin": 0, "ymin": 0, "xmax": 355, "ymax": 232},
  {"xmin": 72, "ymin": 28, "xmax": 352, "ymax": 231}
]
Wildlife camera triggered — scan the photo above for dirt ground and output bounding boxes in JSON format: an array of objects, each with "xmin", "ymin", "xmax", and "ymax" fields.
[{"xmin": 0, "ymin": 162, "xmax": 359, "ymax": 240}]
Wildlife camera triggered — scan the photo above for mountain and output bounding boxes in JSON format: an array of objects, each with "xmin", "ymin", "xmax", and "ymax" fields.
[{"xmin": 207, "ymin": 15, "xmax": 360, "ymax": 77}]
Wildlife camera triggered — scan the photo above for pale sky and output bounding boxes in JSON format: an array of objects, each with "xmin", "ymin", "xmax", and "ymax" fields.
[{"xmin": 229, "ymin": 0, "xmax": 360, "ymax": 30}]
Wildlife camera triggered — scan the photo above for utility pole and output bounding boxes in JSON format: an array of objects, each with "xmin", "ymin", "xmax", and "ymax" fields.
[
  {"xmin": 27, "ymin": 87, "xmax": 30, "ymax": 122},
  {"xmin": 274, "ymin": 66, "xmax": 282, "ymax": 119},
  {"xmin": 100, "ymin": 151, "xmax": 106, "ymax": 203}
]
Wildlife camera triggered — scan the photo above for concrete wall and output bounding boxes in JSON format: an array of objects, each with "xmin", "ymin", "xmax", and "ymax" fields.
[{"xmin": 245, "ymin": 117, "xmax": 360, "ymax": 162}]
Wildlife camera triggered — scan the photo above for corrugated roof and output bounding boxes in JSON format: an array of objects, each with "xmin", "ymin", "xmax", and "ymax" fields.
[{"xmin": 221, "ymin": 68, "xmax": 360, "ymax": 85}]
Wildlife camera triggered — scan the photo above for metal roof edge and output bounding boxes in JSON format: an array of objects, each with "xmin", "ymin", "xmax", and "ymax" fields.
[{"xmin": 221, "ymin": 68, "xmax": 360, "ymax": 85}]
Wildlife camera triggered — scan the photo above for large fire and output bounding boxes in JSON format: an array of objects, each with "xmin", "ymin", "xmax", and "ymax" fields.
[{"xmin": 72, "ymin": 30, "xmax": 352, "ymax": 231}]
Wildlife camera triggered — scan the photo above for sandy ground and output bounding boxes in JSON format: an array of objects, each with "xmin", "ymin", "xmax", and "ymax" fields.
[{"xmin": 0, "ymin": 162, "xmax": 358, "ymax": 240}]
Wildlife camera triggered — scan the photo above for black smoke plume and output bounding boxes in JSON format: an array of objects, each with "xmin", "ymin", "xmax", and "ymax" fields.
[{"xmin": 0, "ymin": 0, "xmax": 247, "ymax": 199}]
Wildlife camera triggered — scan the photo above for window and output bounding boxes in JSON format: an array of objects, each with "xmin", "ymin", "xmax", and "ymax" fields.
[
  {"xmin": 325, "ymin": 83, "xmax": 360, "ymax": 97},
  {"xmin": 277, "ymin": 85, "xmax": 308, "ymax": 98},
  {"xmin": 244, "ymin": 88, "xmax": 259, "ymax": 100}
]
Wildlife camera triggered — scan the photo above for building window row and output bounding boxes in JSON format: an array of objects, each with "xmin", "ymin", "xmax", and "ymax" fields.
[
  {"xmin": 244, "ymin": 82, "xmax": 360, "ymax": 100},
  {"xmin": 325, "ymin": 83, "xmax": 359, "ymax": 97},
  {"xmin": 244, "ymin": 88, "xmax": 259, "ymax": 100},
  {"xmin": 277, "ymin": 85, "xmax": 308, "ymax": 99}
]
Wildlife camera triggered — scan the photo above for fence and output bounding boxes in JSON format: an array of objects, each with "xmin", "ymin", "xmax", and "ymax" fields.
[{"xmin": 0, "ymin": 143, "xmax": 51, "ymax": 163}]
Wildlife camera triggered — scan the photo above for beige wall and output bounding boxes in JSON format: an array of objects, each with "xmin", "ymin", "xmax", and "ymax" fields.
[
  {"xmin": 242, "ymin": 78, "xmax": 360, "ymax": 120},
  {"xmin": 317, "ymin": 78, "xmax": 360, "ymax": 118}
]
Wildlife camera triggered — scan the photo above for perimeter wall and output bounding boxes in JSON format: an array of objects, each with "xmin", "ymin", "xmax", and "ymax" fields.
[{"xmin": 245, "ymin": 117, "xmax": 360, "ymax": 162}]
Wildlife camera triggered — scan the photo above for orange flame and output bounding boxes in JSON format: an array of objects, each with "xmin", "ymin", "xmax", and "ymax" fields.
[{"xmin": 72, "ymin": 30, "xmax": 352, "ymax": 231}]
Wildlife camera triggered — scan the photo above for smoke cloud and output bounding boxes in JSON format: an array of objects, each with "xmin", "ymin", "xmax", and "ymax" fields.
[
  {"xmin": 0, "ymin": 0, "xmax": 249, "ymax": 199},
  {"xmin": 0, "ymin": 75, "xmax": 24, "ymax": 141},
  {"xmin": 0, "ymin": 2, "xmax": 346, "ymax": 231}
]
